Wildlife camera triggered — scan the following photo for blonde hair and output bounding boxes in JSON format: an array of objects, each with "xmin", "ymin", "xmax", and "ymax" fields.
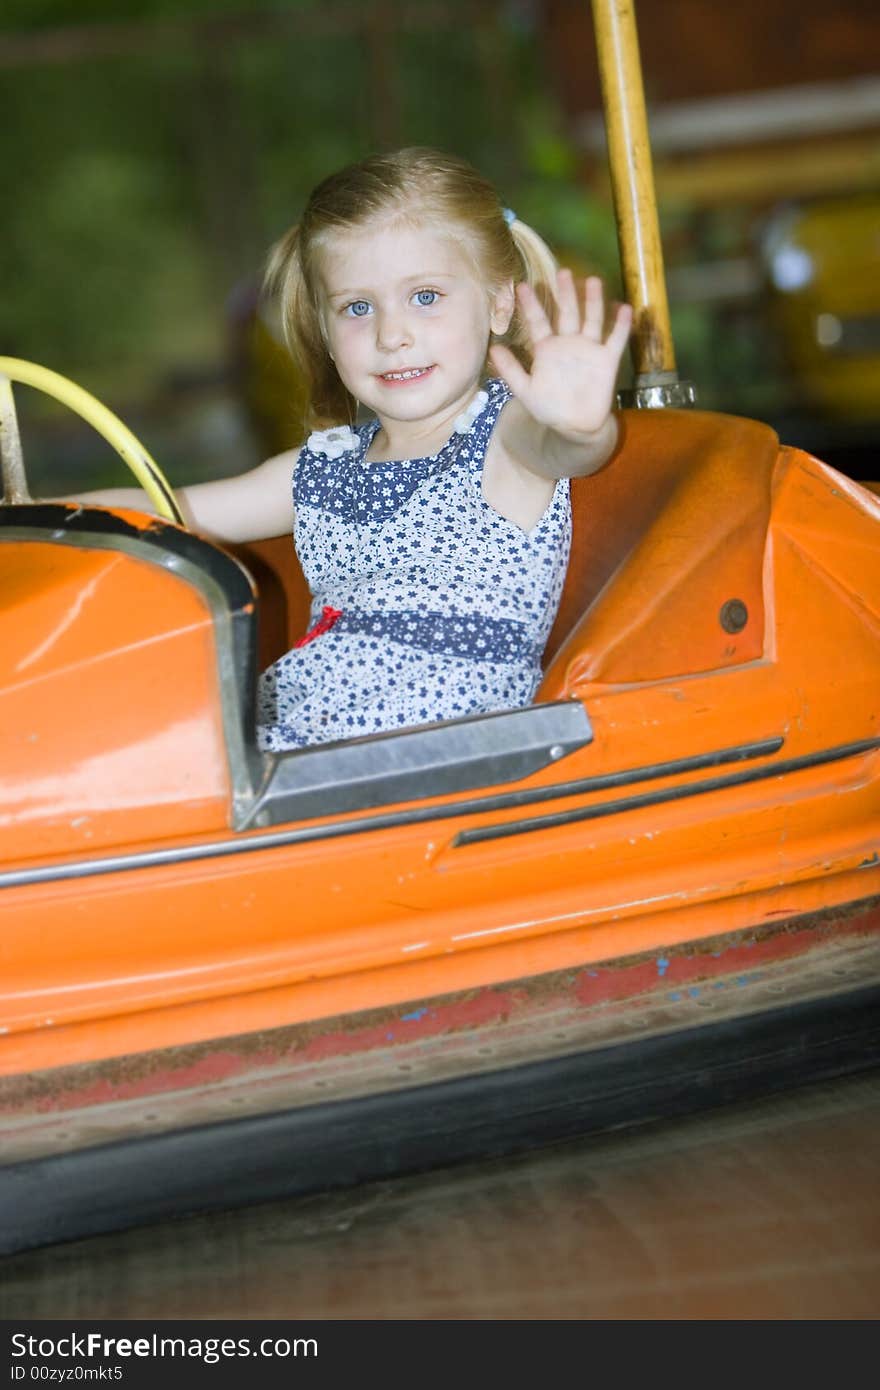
[{"xmin": 264, "ymin": 147, "xmax": 559, "ymax": 429}]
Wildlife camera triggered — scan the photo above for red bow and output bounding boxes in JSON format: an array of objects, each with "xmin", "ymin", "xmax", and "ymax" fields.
[{"xmin": 293, "ymin": 605, "xmax": 343, "ymax": 648}]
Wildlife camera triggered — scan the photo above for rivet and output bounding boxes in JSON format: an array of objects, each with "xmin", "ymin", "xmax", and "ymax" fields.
[{"xmin": 720, "ymin": 598, "xmax": 748, "ymax": 634}]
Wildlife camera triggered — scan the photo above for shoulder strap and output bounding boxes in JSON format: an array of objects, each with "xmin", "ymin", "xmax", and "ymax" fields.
[{"xmin": 461, "ymin": 377, "xmax": 512, "ymax": 472}]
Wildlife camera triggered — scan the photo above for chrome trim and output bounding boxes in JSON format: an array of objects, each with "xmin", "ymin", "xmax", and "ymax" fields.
[
  {"xmin": 617, "ymin": 378, "xmax": 698, "ymax": 409},
  {"xmin": 454, "ymin": 738, "xmax": 880, "ymax": 847},
  {"xmin": 0, "ymin": 735, "xmax": 794, "ymax": 890},
  {"xmin": 247, "ymin": 702, "xmax": 595, "ymax": 828}
]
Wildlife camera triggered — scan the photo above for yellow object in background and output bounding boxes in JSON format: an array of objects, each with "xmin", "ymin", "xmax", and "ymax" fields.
[
  {"xmin": 763, "ymin": 194, "xmax": 880, "ymax": 422},
  {"xmin": 228, "ymin": 280, "xmax": 309, "ymax": 457}
]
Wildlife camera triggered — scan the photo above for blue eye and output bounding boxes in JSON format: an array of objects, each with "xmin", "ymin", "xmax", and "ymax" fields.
[
  {"xmin": 413, "ymin": 289, "xmax": 439, "ymax": 307},
  {"xmin": 344, "ymin": 300, "xmax": 372, "ymax": 317}
]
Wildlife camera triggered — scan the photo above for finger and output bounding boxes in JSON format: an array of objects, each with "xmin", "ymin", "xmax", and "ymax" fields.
[
  {"xmin": 515, "ymin": 281, "xmax": 553, "ymax": 345},
  {"xmin": 605, "ymin": 301, "xmax": 633, "ymax": 357},
  {"xmin": 488, "ymin": 342, "xmax": 532, "ymax": 397},
  {"xmin": 555, "ymin": 267, "xmax": 580, "ymax": 335},
  {"xmin": 582, "ymin": 276, "xmax": 605, "ymax": 341}
]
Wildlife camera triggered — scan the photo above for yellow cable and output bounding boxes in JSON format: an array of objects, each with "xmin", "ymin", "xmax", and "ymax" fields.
[{"xmin": 0, "ymin": 357, "xmax": 184, "ymax": 525}]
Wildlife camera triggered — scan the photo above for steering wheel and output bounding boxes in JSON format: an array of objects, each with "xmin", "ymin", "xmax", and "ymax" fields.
[{"xmin": 0, "ymin": 356, "xmax": 184, "ymax": 525}]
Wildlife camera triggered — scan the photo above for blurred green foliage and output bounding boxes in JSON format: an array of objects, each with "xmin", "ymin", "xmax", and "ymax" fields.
[
  {"xmin": 1, "ymin": 0, "xmax": 794, "ymax": 490},
  {"xmin": 3, "ymin": 2, "xmax": 609, "ymax": 390}
]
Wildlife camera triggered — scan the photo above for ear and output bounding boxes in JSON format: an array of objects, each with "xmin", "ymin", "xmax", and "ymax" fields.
[{"xmin": 489, "ymin": 280, "xmax": 515, "ymax": 336}]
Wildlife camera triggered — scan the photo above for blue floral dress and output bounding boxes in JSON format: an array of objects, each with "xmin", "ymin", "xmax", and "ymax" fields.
[{"xmin": 256, "ymin": 378, "xmax": 571, "ymax": 751}]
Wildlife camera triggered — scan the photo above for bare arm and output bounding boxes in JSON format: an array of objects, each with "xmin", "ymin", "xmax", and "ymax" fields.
[
  {"xmin": 179, "ymin": 448, "xmax": 298, "ymax": 542},
  {"xmin": 53, "ymin": 447, "xmax": 299, "ymax": 545}
]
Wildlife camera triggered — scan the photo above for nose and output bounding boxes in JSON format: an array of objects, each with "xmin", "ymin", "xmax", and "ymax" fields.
[{"xmin": 375, "ymin": 308, "xmax": 412, "ymax": 352}]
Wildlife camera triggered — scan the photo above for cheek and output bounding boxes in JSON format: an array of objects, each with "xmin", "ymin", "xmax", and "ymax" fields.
[
  {"xmin": 463, "ymin": 305, "xmax": 493, "ymax": 354},
  {"xmin": 437, "ymin": 304, "xmax": 489, "ymax": 348},
  {"xmin": 326, "ymin": 319, "xmax": 365, "ymax": 363}
]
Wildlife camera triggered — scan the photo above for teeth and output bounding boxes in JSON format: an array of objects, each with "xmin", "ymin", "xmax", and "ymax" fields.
[{"xmin": 383, "ymin": 368, "xmax": 428, "ymax": 380}]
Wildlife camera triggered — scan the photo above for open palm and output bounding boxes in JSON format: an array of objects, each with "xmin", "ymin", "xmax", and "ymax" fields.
[{"xmin": 490, "ymin": 271, "xmax": 632, "ymax": 439}]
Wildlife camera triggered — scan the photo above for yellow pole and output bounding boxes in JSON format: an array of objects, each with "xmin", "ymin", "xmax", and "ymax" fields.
[
  {"xmin": 0, "ymin": 358, "xmax": 184, "ymax": 523},
  {"xmin": 590, "ymin": 0, "xmax": 695, "ymax": 406}
]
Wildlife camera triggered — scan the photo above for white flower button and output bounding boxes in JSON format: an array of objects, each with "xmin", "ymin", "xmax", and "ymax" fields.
[
  {"xmin": 452, "ymin": 390, "xmax": 489, "ymax": 435},
  {"xmin": 307, "ymin": 425, "xmax": 359, "ymax": 459}
]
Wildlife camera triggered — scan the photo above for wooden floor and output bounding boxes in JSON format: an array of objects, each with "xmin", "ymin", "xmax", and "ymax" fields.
[{"xmin": 2, "ymin": 1070, "xmax": 879, "ymax": 1320}]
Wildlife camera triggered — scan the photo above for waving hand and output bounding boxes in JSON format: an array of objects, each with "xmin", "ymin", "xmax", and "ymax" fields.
[{"xmin": 490, "ymin": 271, "xmax": 632, "ymax": 441}]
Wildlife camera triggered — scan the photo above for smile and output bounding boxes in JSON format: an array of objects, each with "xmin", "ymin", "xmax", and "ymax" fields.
[{"xmin": 377, "ymin": 366, "xmax": 434, "ymax": 384}]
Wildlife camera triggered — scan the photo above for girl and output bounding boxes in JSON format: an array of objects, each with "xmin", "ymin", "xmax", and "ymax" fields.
[{"xmin": 81, "ymin": 147, "xmax": 631, "ymax": 751}]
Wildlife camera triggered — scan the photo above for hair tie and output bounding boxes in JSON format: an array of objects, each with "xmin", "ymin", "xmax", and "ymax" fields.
[{"xmin": 502, "ymin": 207, "xmax": 517, "ymax": 227}]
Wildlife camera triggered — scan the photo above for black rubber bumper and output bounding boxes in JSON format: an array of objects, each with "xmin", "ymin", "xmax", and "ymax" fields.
[{"xmin": 2, "ymin": 982, "xmax": 879, "ymax": 1256}]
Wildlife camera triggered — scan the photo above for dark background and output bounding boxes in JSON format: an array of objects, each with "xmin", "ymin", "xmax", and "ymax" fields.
[{"xmin": 2, "ymin": 0, "xmax": 878, "ymax": 492}]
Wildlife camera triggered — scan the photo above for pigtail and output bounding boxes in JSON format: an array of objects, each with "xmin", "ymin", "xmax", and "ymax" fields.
[{"xmin": 263, "ymin": 223, "xmax": 353, "ymax": 429}]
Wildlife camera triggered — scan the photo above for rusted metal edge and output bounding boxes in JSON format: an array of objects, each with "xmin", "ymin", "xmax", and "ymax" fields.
[{"xmin": 3, "ymin": 894, "xmax": 878, "ymax": 1120}]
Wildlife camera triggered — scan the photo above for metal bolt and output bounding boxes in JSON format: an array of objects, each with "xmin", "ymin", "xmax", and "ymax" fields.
[{"xmin": 720, "ymin": 599, "xmax": 748, "ymax": 634}]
